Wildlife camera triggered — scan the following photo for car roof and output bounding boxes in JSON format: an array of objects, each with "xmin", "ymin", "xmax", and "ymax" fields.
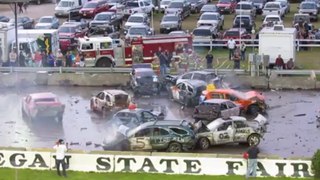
[
  {"xmin": 134, "ymin": 68, "xmax": 154, "ymax": 73},
  {"xmin": 40, "ymin": 16, "xmax": 54, "ymax": 19},
  {"xmin": 184, "ymin": 70, "xmax": 215, "ymax": 75},
  {"xmin": 97, "ymin": 12, "xmax": 115, "ymax": 15},
  {"xmin": 29, "ymin": 92, "xmax": 57, "ymax": 99},
  {"xmin": 60, "ymin": 23, "xmax": 78, "ymax": 27},
  {"xmin": 117, "ymin": 108, "xmax": 144, "ymax": 113},
  {"xmin": 235, "ymin": 14, "xmax": 251, "ymax": 18},
  {"xmin": 208, "ymin": 88, "xmax": 237, "ymax": 94},
  {"xmin": 102, "ymin": 89, "xmax": 128, "ymax": 95},
  {"xmin": 301, "ymin": 1, "xmax": 317, "ymax": 4},
  {"xmin": 194, "ymin": 26, "xmax": 215, "ymax": 30},
  {"xmin": 237, "ymin": 1, "xmax": 252, "ymax": 4},
  {"xmin": 129, "ymin": 24, "xmax": 149, "ymax": 28},
  {"xmin": 203, "ymin": 99, "xmax": 231, "ymax": 104},
  {"xmin": 181, "ymin": 79, "xmax": 207, "ymax": 86},
  {"xmin": 202, "ymin": 12, "xmax": 219, "ymax": 15},
  {"xmin": 265, "ymin": 15, "xmax": 281, "ymax": 18},
  {"xmin": 130, "ymin": 13, "xmax": 146, "ymax": 17}
]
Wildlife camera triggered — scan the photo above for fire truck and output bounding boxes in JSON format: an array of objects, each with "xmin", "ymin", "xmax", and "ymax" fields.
[{"xmin": 78, "ymin": 34, "xmax": 193, "ymax": 67}]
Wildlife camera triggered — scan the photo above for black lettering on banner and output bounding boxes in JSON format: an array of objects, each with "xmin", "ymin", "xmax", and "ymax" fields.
[
  {"xmin": 137, "ymin": 158, "xmax": 158, "ymax": 173},
  {"xmin": 117, "ymin": 157, "xmax": 136, "ymax": 172},
  {"xmin": 257, "ymin": 162, "xmax": 271, "ymax": 177},
  {"xmin": 275, "ymin": 163, "xmax": 286, "ymax": 177},
  {"xmin": 226, "ymin": 161, "xmax": 243, "ymax": 175},
  {"xmin": 160, "ymin": 159, "xmax": 178, "ymax": 173},
  {"xmin": 291, "ymin": 163, "xmax": 312, "ymax": 177},
  {"xmin": 0, "ymin": 153, "xmax": 4, "ymax": 166},
  {"xmin": 52, "ymin": 155, "xmax": 72, "ymax": 169},
  {"xmin": 10, "ymin": 153, "xmax": 27, "ymax": 167},
  {"xmin": 28, "ymin": 154, "xmax": 49, "ymax": 168},
  {"xmin": 96, "ymin": 157, "xmax": 111, "ymax": 171},
  {"xmin": 183, "ymin": 160, "xmax": 201, "ymax": 174}
]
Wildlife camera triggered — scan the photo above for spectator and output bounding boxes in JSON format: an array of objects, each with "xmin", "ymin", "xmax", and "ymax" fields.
[
  {"xmin": 47, "ymin": 51, "xmax": 55, "ymax": 67},
  {"xmin": 41, "ymin": 51, "xmax": 48, "ymax": 67},
  {"xmin": 246, "ymin": 144, "xmax": 260, "ymax": 179},
  {"xmin": 34, "ymin": 50, "xmax": 42, "ymax": 67},
  {"xmin": 79, "ymin": 53, "xmax": 85, "ymax": 67},
  {"xmin": 240, "ymin": 41, "xmax": 246, "ymax": 61},
  {"xmin": 205, "ymin": 51, "xmax": 214, "ymax": 69},
  {"xmin": 9, "ymin": 49, "xmax": 17, "ymax": 67},
  {"xmin": 65, "ymin": 51, "xmax": 72, "ymax": 67},
  {"xmin": 19, "ymin": 51, "xmax": 26, "ymax": 67},
  {"xmin": 286, "ymin": 58, "xmax": 295, "ymax": 70},
  {"xmin": 233, "ymin": 49, "xmax": 241, "ymax": 69},
  {"xmin": 227, "ymin": 38, "xmax": 236, "ymax": 60},
  {"xmin": 25, "ymin": 52, "xmax": 33, "ymax": 67},
  {"xmin": 53, "ymin": 139, "xmax": 68, "ymax": 177},
  {"xmin": 0, "ymin": 43, "xmax": 3, "ymax": 66},
  {"xmin": 18, "ymin": 2, "xmax": 24, "ymax": 14},
  {"xmin": 23, "ymin": 2, "xmax": 29, "ymax": 13},
  {"xmin": 275, "ymin": 54, "xmax": 285, "ymax": 70},
  {"xmin": 56, "ymin": 49, "xmax": 64, "ymax": 67}
]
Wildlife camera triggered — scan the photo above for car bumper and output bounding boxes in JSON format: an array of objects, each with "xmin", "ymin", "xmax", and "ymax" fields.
[
  {"xmin": 55, "ymin": 12, "xmax": 69, "ymax": 17},
  {"xmin": 160, "ymin": 27, "xmax": 178, "ymax": 33},
  {"xmin": 81, "ymin": 12, "xmax": 95, "ymax": 18},
  {"xmin": 218, "ymin": 8, "xmax": 231, "ymax": 14}
]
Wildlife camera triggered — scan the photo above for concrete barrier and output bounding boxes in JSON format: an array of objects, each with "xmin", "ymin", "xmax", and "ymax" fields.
[{"xmin": 269, "ymin": 77, "xmax": 316, "ymax": 90}]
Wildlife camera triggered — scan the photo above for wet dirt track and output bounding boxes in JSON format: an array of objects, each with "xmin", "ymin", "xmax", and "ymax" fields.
[{"xmin": 0, "ymin": 86, "xmax": 319, "ymax": 158}]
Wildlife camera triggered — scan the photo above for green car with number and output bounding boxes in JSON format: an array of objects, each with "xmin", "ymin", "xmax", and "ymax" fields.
[{"xmin": 102, "ymin": 120, "xmax": 196, "ymax": 152}]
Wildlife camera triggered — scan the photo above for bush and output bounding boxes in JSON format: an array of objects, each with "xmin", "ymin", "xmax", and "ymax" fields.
[{"xmin": 312, "ymin": 149, "xmax": 320, "ymax": 178}]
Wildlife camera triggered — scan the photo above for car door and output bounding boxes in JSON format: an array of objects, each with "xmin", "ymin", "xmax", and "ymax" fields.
[
  {"xmin": 226, "ymin": 101, "xmax": 240, "ymax": 116},
  {"xmin": 171, "ymin": 83, "xmax": 181, "ymax": 101},
  {"xmin": 178, "ymin": 82, "xmax": 188, "ymax": 103},
  {"xmin": 95, "ymin": 92, "xmax": 106, "ymax": 110},
  {"xmin": 105, "ymin": 93, "xmax": 113, "ymax": 107},
  {"xmin": 213, "ymin": 121, "xmax": 234, "ymax": 144},
  {"xmin": 233, "ymin": 120, "xmax": 251, "ymax": 142},
  {"xmin": 130, "ymin": 128, "xmax": 152, "ymax": 150},
  {"xmin": 140, "ymin": 111, "xmax": 157, "ymax": 123},
  {"xmin": 220, "ymin": 102, "xmax": 230, "ymax": 118},
  {"xmin": 150, "ymin": 127, "xmax": 171, "ymax": 150}
]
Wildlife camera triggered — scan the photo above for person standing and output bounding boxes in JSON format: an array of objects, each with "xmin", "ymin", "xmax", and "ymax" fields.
[
  {"xmin": 65, "ymin": 51, "xmax": 72, "ymax": 67},
  {"xmin": 23, "ymin": 1, "xmax": 29, "ymax": 13},
  {"xmin": 56, "ymin": 49, "xmax": 64, "ymax": 67},
  {"xmin": 47, "ymin": 51, "xmax": 55, "ymax": 67},
  {"xmin": 233, "ymin": 49, "xmax": 241, "ymax": 69},
  {"xmin": 18, "ymin": 2, "xmax": 24, "ymax": 14},
  {"xmin": 9, "ymin": 49, "xmax": 17, "ymax": 67},
  {"xmin": 34, "ymin": 50, "xmax": 43, "ymax": 67},
  {"xmin": 0, "ymin": 44, "xmax": 3, "ymax": 66},
  {"xmin": 41, "ymin": 51, "xmax": 48, "ymax": 67},
  {"xmin": 240, "ymin": 42, "xmax": 247, "ymax": 61},
  {"xmin": 227, "ymin": 38, "xmax": 236, "ymax": 60},
  {"xmin": 19, "ymin": 51, "xmax": 26, "ymax": 67},
  {"xmin": 205, "ymin": 51, "xmax": 214, "ymax": 69},
  {"xmin": 246, "ymin": 144, "xmax": 260, "ymax": 179},
  {"xmin": 53, "ymin": 139, "xmax": 68, "ymax": 177},
  {"xmin": 286, "ymin": 58, "xmax": 295, "ymax": 70},
  {"xmin": 275, "ymin": 54, "xmax": 285, "ymax": 70}
]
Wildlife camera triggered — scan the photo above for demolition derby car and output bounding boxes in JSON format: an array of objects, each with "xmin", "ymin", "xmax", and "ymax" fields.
[
  {"xmin": 195, "ymin": 115, "xmax": 267, "ymax": 150},
  {"xmin": 193, "ymin": 99, "xmax": 241, "ymax": 123},
  {"xmin": 129, "ymin": 64, "xmax": 161, "ymax": 96},
  {"xmin": 102, "ymin": 120, "xmax": 196, "ymax": 152},
  {"xmin": 90, "ymin": 89, "xmax": 131, "ymax": 113},
  {"xmin": 201, "ymin": 89, "xmax": 267, "ymax": 115},
  {"xmin": 22, "ymin": 92, "xmax": 65, "ymax": 121}
]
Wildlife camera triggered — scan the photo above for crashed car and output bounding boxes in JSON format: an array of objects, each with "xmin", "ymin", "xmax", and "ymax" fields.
[
  {"xmin": 137, "ymin": 103, "xmax": 167, "ymax": 120},
  {"xmin": 193, "ymin": 99, "xmax": 240, "ymax": 122},
  {"xmin": 195, "ymin": 115, "xmax": 267, "ymax": 150},
  {"xmin": 169, "ymin": 80, "xmax": 207, "ymax": 107},
  {"xmin": 102, "ymin": 120, "xmax": 196, "ymax": 152},
  {"xmin": 130, "ymin": 64, "xmax": 161, "ymax": 95},
  {"xmin": 22, "ymin": 92, "xmax": 65, "ymax": 121},
  {"xmin": 201, "ymin": 89, "xmax": 267, "ymax": 115},
  {"xmin": 90, "ymin": 90, "xmax": 131, "ymax": 113}
]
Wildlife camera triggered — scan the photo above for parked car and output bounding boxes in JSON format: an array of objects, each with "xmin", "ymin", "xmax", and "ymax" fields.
[
  {"xmin": 35, "ymin": 16, "xmax": 59, "ymax": 29},
  {"xmin": 263, "ymin": 15, "xmax": 283, "ymax": 27},
  {"xmin": 223, "ymin": 28, "xmax": 252, "ymax": 43},
  {"xmin": 188, "ymin": 0, "xmax": 205, "ymax": 13},
  {"xmin": 123, "ymin": 0, "xmax": 154, "ymax": 18},
  {"xmin": 193, "ymin": 99, "xmax": 240, "ymax": 122},
  {"xmin": 235, "ymin": 1, "xmax": 256, "ymax": 17},
  {"xmin": 58, "ymin": 23, "xmax": 87, "ymax": 52},
  {"xmin": 124, "ymin": 13, "xmax": 150, "ymax": 34},
  {"xmin": 305, "ymin": 0, "xmax": 320, "ymax": 12},
  {"xmin": 262, "ymin": 2, "xmax": 286, "ymax": 19},
  {"xmin": 102, "ymin": 120, "xmax": 196, "ymax": 152},
  {"xmin": 22, "ymin": 92, "xmax": 65, "ymax": 121},
  {"xmin": 169, "ymin": 80, "xmax": 207, "ymax": 107},
  {"xmin": 160, "ymin": 14, "xmax": 182, "ymax": 33},
  {"xmin": 249, "ymin": 0, "xmax": 266, "ymax": 15},
  {"xmin": 200, "ymin": 4, "xmax": 219, "ymax": 17},
  {"xmin": 90, "ymin": 90, "xmax": 131, "ymax": 113},
  {"xmin": 195, "ymin": 115, "xmax": 267, "ymax": 150},
  {"xmin": 200, "ymin": 89, "xmax": 267, "ymax": 115},
  {"xmin": 130, "ymin": 64, "xmax": 161, "ymax": 95},
  {"xmin": 158, "ymin": 0, "xmax": 171, "ymax": 13},
  {"xmin": 275, "ymin": 0, "xmax": 290, "ymax": 14},
  {"xmin": 8, "ymin": 16, "xmax": 34, "ymax": 29},
  {"xmin": 292, "ymin": 13, "xmax": 311, "ymax": 27},
  {"xmin": 216, "ymin": 0, "xmax": 237, "ymax": 14},
  {"xmin": 80, "ymin": 0, "xmax": 110, "ymax": 19},
  {"xmin": 299, "ymin": 1, "xmax": 318, "ymax": 22},
  {"xmin": 192, "ymin": 26, "xmax": 219, "ymax": 40},
  {"xmin": 232, "ymin": 15, "xmax": 255, "ymax": 33},
  {"xmin": 90, "ymin": 12, "xmax": 123, "ymax": 31},
  {"xmin": 112, "ymin": 108, "xmax": 160, "ymax": 125},
  {"xmin": 165, "ymin": 0, "xmax": 191, "ymax": 20},
  {"xmin": 197, "ymin": 12, "xmax": 224, "ymax": 30},
  {"xmin": 125, "ymin": 25, "xmax": 154, "ymax": 38},
  {"xmin": 0, "ymin": 15, "xmax": 10, "ymax": 22},
  {"xmin": 168, "ymin": 30, "xmax": 188, "ymax": 35},
  {"xmin": 165, "ymin": 71, "xmax": 219, "ymax": 86}
]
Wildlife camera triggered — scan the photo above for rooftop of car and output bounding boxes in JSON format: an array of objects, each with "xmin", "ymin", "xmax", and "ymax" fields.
[
  {"xmin": 130, "ymin": 13, "xmax": 146, "ymax": 17},
  {"xmin": 187, "ymin": 70, "xmax": 216, "ymax": 75},
  {"xmin": 205, "ymin": 88, "xmax": 237, "ymax": 94},
  {"xmin": 103, "ymin": 89, "xmax": 128, "ymax": 95},
  {"xmin": 203, "ymin": 99, "xmax": 231, "ymax": 104},
  {"xmin": 29, "ymin": 92, "xmax": 57, "ymax": 99},
  {"xmin": 129, "ymin": 24, "xmax": 149, "ymax": 28},
  {"xmin": 96, "ymin": 12, "xmax": 115, "ymax": 15},
  {"xmin": 116, "ymin": 108, "xmax": 145, "ymax": 113},
  {"xmin": 182, "ymin": 79, "xmax": 208, "ymax": 86},
  {"xmin": 265, "ymin": 15, "xmax": 281, "ymax": 18},
  {"xmin": 201, "ymin": 12, "xmax": 220, "ymax": 15},
  {"xmin": 235, "ymin": 14, "xmax": 251, "ymax": 18}
]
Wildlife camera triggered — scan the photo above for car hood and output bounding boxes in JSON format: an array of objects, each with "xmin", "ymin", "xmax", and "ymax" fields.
[
  {"xmin": 80, "ymin": 8, "xmax": 95, "ymax": 11},
  {"xmin": 197, "ymin": 20, "xmax": 219, "ymax": 24},
  {"xmin": 245, "ymin": 91, "xmax": 265, "ymax": 101},
  {"xmin": 125, "ymin": 22, "xmax": 145, "ymax": 27},
  {"xmin": 91, "ymin": 20, "xmax": 110, "ymax": 24},
  {"xmin": 35, "ymin": 23, "xmax": 52, "ymax": 29},
  {"xmin": 166, "ymin": 8, "xmax": 182, "ymax": 12}
]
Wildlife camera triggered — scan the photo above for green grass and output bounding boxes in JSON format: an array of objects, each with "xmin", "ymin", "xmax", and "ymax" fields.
[{"xmin": 0, "ymin": 168, "xmax": 312, "ymax": 180}]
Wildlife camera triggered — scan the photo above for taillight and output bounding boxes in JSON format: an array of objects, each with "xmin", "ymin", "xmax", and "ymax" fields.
[{"xmin": 194, "ymin": 108, "xmax": 199, "ymax": 114}]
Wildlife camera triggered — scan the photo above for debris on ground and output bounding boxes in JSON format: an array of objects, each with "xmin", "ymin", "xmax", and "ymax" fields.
[
  {"xmin": 70, "ymin": 142, "xmax": 80, "ymax": 146},
  {"xmin": 5, "ymin": 121, "xmax": 16, "ymax": 124},
  {"xmin": 74, "ymin": 99, "xmax": 79, "ymax": 104},
  {"xmin": 94, "ymin": 144, "xmax": 101, "ymax": 148},
  {"xmin": 86, "ymin": 141, "xmax": 92, "ymax": 146},
  {"xmin": 80, "ymin": 128, "xmax": 87, "ymax": 131},
  {"xmin": 294, "ymin": 114, "xmax": 306, "ymax": 117}
]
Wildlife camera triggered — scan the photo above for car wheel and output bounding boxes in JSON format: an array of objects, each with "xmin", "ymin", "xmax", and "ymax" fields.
[
  {"xmin": 247, "ymin": 134, "xmax": 260, "ymax": 146},
  {"xmin": 248, "ymin": 104, "xmax": 259, "ymax": 115},
  {"xmin": 167, "ymin": 142, "xmax": 182, "ymax": 152},
  {"xmin": 198, "ymin": 137, "xmax": 210, "ymax": 150}
]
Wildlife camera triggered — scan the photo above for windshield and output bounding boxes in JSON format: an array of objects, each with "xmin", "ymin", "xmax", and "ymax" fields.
[
  {"xmin": 252, "ymin": 0, "xmax": 263, "ymax": 3},
  {"xmin": 83, "ymin": 2, "xmax": 97, "ymax": 8},
  {"xmin": 9, "ymin": 18, "xmax": 23, "ymax": 23},
  {"xmin": 201, "ymin": 5, "xmax": 217, "ymax": 11},
  {"xmin": 136, "ymin": 70, "xmax": 154, "ymax": 77},
  {"xmin": 168, "ymin": 2, "xmax": 183, "ymax": 8},
  {"xmin": 163, "ymin": 16, "xmax": 179, "ymax": 21},
  {"xmin": 201, "ymin": 14, "xmax": 218, "ymax": 20},
  {"xmin": 59, "ymin": 26, "xmax": 76, "ymax": 33},
  {"xmin": 236, "ymin": 4, "xmax": 252, "ymax": 9},
  {"xmin": 127, "ymin": 2, "xmax": 139, "ymax": 7},
  {"xmin": 265, "ymin": 17, "xmax": 280, "ymax": 22},
  {"xmin": 301, "ymin": 3, "xmax": 317, "ymax": 9},
  {"xmin": 265, "ymin": 3, "xmax": 280, "ymax": 8},
  {"xmin": 129, "ymin": 28, "xmax": 147, "ymax": 35},
  {"xmin": 161, "ymin": 0, "xmax": 170, "ymax": 5},
  {"xmin": 34, "ymin": 98, "xmax": 56, "ymax": 103},
  {"xmin": 39, "ymin": 17, "xmax": 52, "ymax": 23},
  {"xmin": 235, "ymin": 16, "xmax": 250, "ymax": 21},
  {"xmin": 189, "ymin": 0, "xmax": 199, "ymax": 3},
  {"xmin": 219, "ymin": 0, "xmax": 231, "ymax": 3},
  {"xmin": 95, "ymin": 14, "xmax": 111, "ymax": 21},
  {"xmin": 193, "ymin": 29, "xmax": 212, "ymax": 36},
  {"xmin": 225, "ymin": 30, "xmax": 240, "ymax": 37},
  {"xmin": 294, "ymin": 15, "xmax": 310, "ymax": 22},
  {"xmin": 58, "ymin": 1, "xmax": 74, "ymax": 7},
  {"xmin": 128, "ymin": 16, "xmax": 144, "ymax": 22}
]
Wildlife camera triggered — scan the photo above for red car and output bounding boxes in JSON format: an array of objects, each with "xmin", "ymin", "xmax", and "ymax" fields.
[
  {"xmin": 223, "ymin": 28, "xmax": 251, "ymax": 44},
  {"xmin": 58, "ymin": 22, "xmax": 88, "ymax": 52},
  {"xmin": 22, "ymin": 92, "xmax": 65, "ymax": 121},
  {"xmin": 79, "ymin": 0, "xmax": 110, "ymax": 18},
  {"xmin": 216, "ymin": 0, "xmax": 237, "ymax": 14}
]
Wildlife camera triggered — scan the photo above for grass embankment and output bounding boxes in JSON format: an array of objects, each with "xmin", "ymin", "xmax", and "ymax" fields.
[{"xmin": 0, "ymin": 168, "xmax": 312, "ymax": 180}]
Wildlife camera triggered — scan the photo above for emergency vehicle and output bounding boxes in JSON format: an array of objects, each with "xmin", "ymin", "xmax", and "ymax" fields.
[{"xmin": 78, "ymin": 34, "xmax": 193, "ymax": 67}]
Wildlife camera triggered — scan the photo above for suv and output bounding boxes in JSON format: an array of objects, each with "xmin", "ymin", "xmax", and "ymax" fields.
[
  {"xmin": 58, "ymin": 23, "xmax": 87, "ymax": 52},
  {"xmin": 197, "ymin": 12, "xmax": 224, "ymax": 30},
  {"xmin": 235, "ymin": 1, "xmax": 256, "ymax": 17},
  {"xmin": 124, "ymin": 0, "xmax": 154, "ymax": 18},
  {"xmin": 165, "ymin": 0, "xmax": 191, "ymax": 20},
  {"xmin": 292, "ymin": 13, "xmax": 311, "ymax": 27},
  {"xmin": 223, "ymin": 28, "xmax": 251, "ymax": 43},
  {"xmin": 160, "ymin": 14, "xmax": 182, "ymax": 33},
  {"xmin": 90, "ymin": 12, "xmax": 123, "ymax": 31},
  {"xmin": 216, "ymin": 0, "xmax": 237, "ymax": 14},
  {"xmin": 188, "ymin": 0, "xmax": 205, "ymax": 13},
  {"xmin": 249, "ymin": 0, "xmax": 266, "ymax": 15},
  {"xmin": 124, "ymin": 13, "xmax": 150, "ymax": 34},
  {"xmin": 79, "ymin": 0, "xmax": 110, "ymax": 18},
  {"xmin": 192, "ymin": 26, "xmax": 219, "ymax": 39},
  {"xmin": 262, "ymin": 2, "xmax": 286, "ymax": 19},
  {"xmin": 299, "ymin": 2, "xmax": 318, "ymax": 22},
  {"xmin": 233, "ymin": 15, "xmax": 255, "ymax": 33},
  {"xmin": 90, "ymin": 90, "xmax": 131, "ymax": 113},
  {"xmin": 102, "ymin": 120, "xmax": 196, "ymax": 152},
  {"xmin": 263, "ymin": 15, "xmax": 283, "ymax": 27}
]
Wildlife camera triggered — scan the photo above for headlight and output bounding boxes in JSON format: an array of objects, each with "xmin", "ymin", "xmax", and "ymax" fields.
[
  {"xmin": 90, "ymin": 10, "xmax": 94, "ymax": 13},
  {"xmin": 225, "ymin": 6, "xmax": 230, "ymax": 9},
  {"xmin": 153, "ymin": 76, "xmax": 158, "ymax": 82}
]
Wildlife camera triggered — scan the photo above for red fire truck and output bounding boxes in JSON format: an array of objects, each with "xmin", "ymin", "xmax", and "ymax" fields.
[{"xmin": 78, "ymin": 34, "xmax": 193, "ymax": 67}]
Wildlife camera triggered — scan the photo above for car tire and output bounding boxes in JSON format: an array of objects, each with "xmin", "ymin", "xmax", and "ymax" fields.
[
  {"xmin": 198, "ymin": 137, "xmax": 210, "ymax": 150},
  {"xmin": 167, "ymin": 142, "xmax": 182, "ymax": 152},
  {"xmin": 247, "ymin": 134, "xmax": 260, "ymax": 146},
  {"xmin": 248, "ymin": 104, "xmax": 259, "ymax": 115}
]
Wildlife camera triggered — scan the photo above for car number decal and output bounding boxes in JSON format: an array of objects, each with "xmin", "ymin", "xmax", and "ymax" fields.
[
  {"xmin": 219, "ymin": 132, "xmax": 230, "ymax": 139},
  {"xmin": 236, "ymin": 129, "xmax": 250, "ymax": 134}
]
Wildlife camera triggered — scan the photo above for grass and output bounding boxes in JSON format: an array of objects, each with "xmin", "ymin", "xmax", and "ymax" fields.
[{"xmin": 0, "ymin": 168, "xmax": 312, "ymax": 180}]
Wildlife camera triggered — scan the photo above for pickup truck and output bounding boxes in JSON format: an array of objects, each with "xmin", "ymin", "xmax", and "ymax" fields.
[
  {"xmin": 262, "ymin": 2, "xmax": 286, "ymax": 19},
  {"xmin": 123, "ymin": 0, "xmax": 154, "ymax": 19},
  {"xmin": 90, "ymin": 12, "xmax": 123, "ymax": 30}
]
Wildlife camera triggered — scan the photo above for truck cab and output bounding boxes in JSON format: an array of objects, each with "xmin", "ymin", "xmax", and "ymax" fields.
[{"xmin": 55, "ymin": 0, "xmax": 88, "ymax": 17}]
